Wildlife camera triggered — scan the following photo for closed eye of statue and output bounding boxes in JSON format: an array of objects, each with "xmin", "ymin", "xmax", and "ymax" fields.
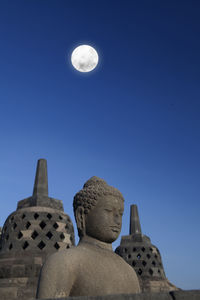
[{"xmin": 104, "ymin": 209, "xmax": 113, "ymax": 212}]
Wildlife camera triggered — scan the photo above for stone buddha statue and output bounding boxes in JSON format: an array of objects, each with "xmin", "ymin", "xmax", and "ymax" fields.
[{"xmin": 36, "ymin": 176, "xmax": 141, "ymax": 298}]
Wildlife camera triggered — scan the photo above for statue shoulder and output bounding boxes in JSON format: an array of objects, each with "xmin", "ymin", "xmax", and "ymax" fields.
[
  {"xmin": 36, "ymin": 247, "xmax": 81, "ymax": 299},
  {"xmin": 45, "ymin": 246, "xmax": 81, "ymax": 272}
]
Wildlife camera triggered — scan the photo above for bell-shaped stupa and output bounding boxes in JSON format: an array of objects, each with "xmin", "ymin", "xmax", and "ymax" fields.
[
  {"xmin": 115, "ymin": 204, "xmax": 179, "ymax": 293},
  {"xmin": 0, "ymin": 159, "xmax": 75, "ymax": 300}
]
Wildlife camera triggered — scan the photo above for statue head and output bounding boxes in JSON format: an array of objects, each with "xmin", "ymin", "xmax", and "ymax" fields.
[{"xmin": 73, "ymin": 176, "xmax": 124, "ymax": 243}]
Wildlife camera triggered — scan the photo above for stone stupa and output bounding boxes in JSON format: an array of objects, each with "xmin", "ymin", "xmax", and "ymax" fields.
[
  {"xmin": 0, "ymin": 159, "xmax": 75, "ymax": 300},
  {"xmin": 115, "ymin": 204, "xmax": 179, "ymax": 293}
]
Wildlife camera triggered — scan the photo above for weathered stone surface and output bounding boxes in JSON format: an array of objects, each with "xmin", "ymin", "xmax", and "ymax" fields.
[
  {"xmin": 37, "ymin": 177, "xmax": 141, "ymax": 299},
  {"xmin": 0, "ymin": 286, "xmax": 18, "ymax": 300}
]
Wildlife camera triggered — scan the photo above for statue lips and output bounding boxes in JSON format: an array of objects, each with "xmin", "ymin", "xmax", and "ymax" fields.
[{"xmin": 110, "ymin": 226, "xmax": 120, "ymax": 232}]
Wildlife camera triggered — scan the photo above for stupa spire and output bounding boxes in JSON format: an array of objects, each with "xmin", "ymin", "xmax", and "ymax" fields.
[
  {"xmin": 33, "ymin": 159, "xmax": 48, "ymax": 197},
  {"xmin": 129, "ymin": 204, "xmax": 142, "ymax": 235},
  {"xmin": 17, "ymin": 158, "xmax": 63, "ymax": 210}
]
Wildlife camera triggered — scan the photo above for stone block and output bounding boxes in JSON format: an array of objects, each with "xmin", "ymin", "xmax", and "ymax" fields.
[
  {"xmin": 0, "ymin": 286, "xmax": 18, "ymax": 299},
  {"xmin": 12, "ymin": 264, "xmax": 25, "ymax": 277},
  {"xmin": 170, "ymin": 290, "xmax": 200, "ymax": 299}
]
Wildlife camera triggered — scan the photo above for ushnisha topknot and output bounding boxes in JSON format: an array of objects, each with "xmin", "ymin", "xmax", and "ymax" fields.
[
  {"xmin": 83, "ymin": 176, "xmax": 107, "ymax": 188},
  {"xmin": 73, "ymin": 176, "xmax": 124, "ymax": 215}
]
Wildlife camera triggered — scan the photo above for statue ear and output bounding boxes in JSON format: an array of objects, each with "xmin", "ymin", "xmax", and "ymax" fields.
[{"xmin": 75, "ymin": 206, "xmax": 86, "ymax": 236}]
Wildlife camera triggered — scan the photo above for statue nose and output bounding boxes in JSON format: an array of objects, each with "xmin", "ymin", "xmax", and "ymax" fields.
[{"xmin": 114, "ymin": 214, "xmax": 121, "ymax": 225}]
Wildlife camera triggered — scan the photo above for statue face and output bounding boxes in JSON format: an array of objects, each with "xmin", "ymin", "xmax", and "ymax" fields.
[{"xmin": 85, "ymin": 195, "xmax": 124, "ymax": 243}]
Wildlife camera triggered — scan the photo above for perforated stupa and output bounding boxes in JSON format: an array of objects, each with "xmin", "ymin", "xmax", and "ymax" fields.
[
  {"xmin": 0, "ymin": 159, "xmax": 75, "ymax": 300},
  {"xmin": 115, "ymin": 205, "xmax": 179, "ymax": 293}
]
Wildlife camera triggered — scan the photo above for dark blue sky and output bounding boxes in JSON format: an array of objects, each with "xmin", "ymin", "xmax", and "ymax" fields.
[{"xmin": 0, "ymin": 0, "xmax": 200, "ymax": 290}]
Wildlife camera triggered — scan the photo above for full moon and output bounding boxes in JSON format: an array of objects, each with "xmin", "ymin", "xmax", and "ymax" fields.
[{"xmin": 71, "ymin": 45, "xmax": 99, "ymax": 72}]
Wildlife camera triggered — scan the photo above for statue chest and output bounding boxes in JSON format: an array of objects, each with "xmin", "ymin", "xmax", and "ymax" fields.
[{"xmin": 70, "ymin": 250, "xmax": 138, "ymax": 296}]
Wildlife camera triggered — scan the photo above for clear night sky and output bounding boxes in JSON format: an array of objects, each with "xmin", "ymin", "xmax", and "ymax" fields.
[{"xmin": 0, "ymin": 0, "xmax": 200, "ymax": 290}]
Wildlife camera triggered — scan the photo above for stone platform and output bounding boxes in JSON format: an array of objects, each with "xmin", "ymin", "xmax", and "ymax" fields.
[{"xmin": 36, "ymin": 290, "xmax": 200, "ymax": 300}]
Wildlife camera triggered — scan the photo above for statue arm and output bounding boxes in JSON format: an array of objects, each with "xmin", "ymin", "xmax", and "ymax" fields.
[{"xmin": 36, "ymin": 252, "xmax": 75, "ymax": 299}]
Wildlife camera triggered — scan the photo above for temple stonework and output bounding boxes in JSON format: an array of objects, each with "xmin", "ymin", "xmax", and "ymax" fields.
[
  {"xmin": 115, "ymin": 205, "xmax": 179, "ymax": 293},
  {"xmin": 0, "ymin": 159, "xmax": 75, "ymax": 300},
  {"xmin": 0, "ymin": 159, "xmax": 199, "ymax": 300}
]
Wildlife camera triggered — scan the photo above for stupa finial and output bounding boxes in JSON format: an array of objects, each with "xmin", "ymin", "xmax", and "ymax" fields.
[
  {"xmin": 33, "ymin": 159, "xmax": 48, "ymax": 197},
  {"xmin": 129, "ymin": 204, "xmax": 142, "ymax": 235}
]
